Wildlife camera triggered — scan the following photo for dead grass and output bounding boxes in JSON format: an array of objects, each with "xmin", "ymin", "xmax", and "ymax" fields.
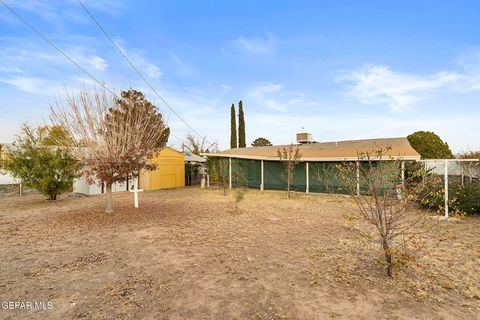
[{"xmin": 0, "ymin": 187, "xmax": 479, "ymax": 319}]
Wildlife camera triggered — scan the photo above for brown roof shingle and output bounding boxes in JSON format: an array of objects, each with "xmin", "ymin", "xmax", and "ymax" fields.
[{"xmin": 203, "ymin": 137, "xmax": 420, "ymax": 161}]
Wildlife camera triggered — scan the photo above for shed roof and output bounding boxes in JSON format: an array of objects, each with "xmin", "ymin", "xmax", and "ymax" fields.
[{"xmin": 202, "ymin": 137, "xmax": 420, "ymax": 161}]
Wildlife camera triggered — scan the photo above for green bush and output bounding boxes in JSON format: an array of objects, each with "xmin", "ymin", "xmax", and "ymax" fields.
[
  {"xmin": 419, "ymin": 179, "xmax": 480, "ymax": 215},
  {"xmin": 451, "ymin": 182, "xmax": 480, "ymax": 214}
]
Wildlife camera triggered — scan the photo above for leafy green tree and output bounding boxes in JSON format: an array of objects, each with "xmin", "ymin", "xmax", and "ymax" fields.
[
  {"xmin": 5, "ymin": 124, "xmax": 81, "ymax": 200},
  {"xmin": 407, "ymin": 131, "xmax": 453, "ymax": 159},
  {"xmin": 42, "ymin": 125, "xmax": 72, "ymax": 146},
  {"xmin": 111, "ymin": 90, "xmax": 170, "ymax": 150},
  {"xmin": 230, "ymin": 103, "xmax": 237, "ymax": 149},
  {"xmin": 251, "ymin": 137, "xmax": 272, "ymax": 147},
  {"xmin": 238, "ymin": 100, "xmax": 246, "ymax": 148}
]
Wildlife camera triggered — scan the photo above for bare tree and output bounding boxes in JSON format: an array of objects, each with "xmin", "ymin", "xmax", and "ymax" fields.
[
  {"xmin": 50, "ymin": 88, "xmax": 169, "ymax": 213},
  {"xmin": 182, "ymin": 134, "xmax": 217, "ymax": 155},
  {"xmin": 337, "ymin": 148, "xmax": 438, "ymax": 277},
  {"xmin": 278, "ymin": 144, "xmax": 302, "ymax": 199},
  {"xmin": 457, "ymin": 151, "xmax": 480, "ymax": 185}
]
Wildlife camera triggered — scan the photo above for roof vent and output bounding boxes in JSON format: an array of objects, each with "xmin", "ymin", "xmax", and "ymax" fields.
[{"xmin": 296, "ymin": 132, "xmax": 313, "ymax": 144}]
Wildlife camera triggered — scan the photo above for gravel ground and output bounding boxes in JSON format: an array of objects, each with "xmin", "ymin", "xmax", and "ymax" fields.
[{"xmin": 0, "ymin": 187, "xmax": 479, "ymax": 319}]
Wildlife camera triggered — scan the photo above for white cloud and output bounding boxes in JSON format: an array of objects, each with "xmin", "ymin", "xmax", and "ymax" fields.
[
  {"xmin": 232, "ymin": 34, "xmax": 276, "ymax": 55},
  {"xmin": 220, "ymin": 84, "xmax": 232, "ymax": 92},
  {"xmin": 337, "ymin": 65, "xmax": 464, "ymax": 110},
  {"xmin": 0, "ymin": 76, "xmax": 55, "ymax": 95},
  {"xmin": 69, "ymin": 49, "xmax": 108, "ymax": 71},
  {"xmin": 337, "ymin": 51, "xmax": 480, "ymax": 111},
  {"xmin": 0, "ymin": 75, "xmax": 100, "ymax": 96},
  {"xmin": 246, "ymin": 83, "xmax": 315, "ymax": 112},
  {"xmin": 288, "ymin": 98, "xmax": 303, "ymax": 104},
  {"xmin": 115, "ymin": 42, "xmax": 162, "ymax": 79},
  {"xmin": 0, "ymin": 46, "xmax": 108, "ymax": 73},
  {"xmin": 133, "ymin": 55, "xmax": 162, "ymax": 79},
  {"xmin": 248, "ymin": 83, "xmax": 286, "ymax": 111}
]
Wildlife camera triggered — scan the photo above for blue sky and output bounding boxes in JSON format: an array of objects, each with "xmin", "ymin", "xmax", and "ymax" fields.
[{"xmin": 1, "ymin": 0, "xmax": 480, "ymax": 152}]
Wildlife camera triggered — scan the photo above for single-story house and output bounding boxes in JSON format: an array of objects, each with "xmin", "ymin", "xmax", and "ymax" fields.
[{"xmin": 202, "ymin": 136, "xmax": 421, "ymax": 194}]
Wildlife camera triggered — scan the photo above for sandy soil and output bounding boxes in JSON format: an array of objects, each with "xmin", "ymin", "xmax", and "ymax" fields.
[{"xmin": 0, "ymin": 187, "xmax": 479, "ymax": 319}]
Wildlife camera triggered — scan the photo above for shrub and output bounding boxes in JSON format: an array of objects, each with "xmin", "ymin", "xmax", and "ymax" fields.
[
  {"xmin": 234, "ymin": 188, "xmax": 245, "ymax": 205},
  {"xmin": 419, "ymin": 179, "xmax": 480, "ymax": 215},
  {"xmin": 6, "ymin": 125, "xmax": 80, "ymax": 200},
  {"xmin": 452, "ymin": 182, "xmax": 480, "ymax": 214}
]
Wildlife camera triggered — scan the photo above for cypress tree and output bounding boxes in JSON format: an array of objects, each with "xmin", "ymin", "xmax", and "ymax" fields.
[
  {"xmin": 230, "ymin": 103, "xmax": 237, "ymax": 149},
  {"xmin": 238, "ymin": 100, "xmax": 246, "ymax": 148}
]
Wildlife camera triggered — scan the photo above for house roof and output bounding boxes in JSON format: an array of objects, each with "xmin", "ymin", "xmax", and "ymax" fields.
[
  {"xmin": 184, "ymin": 153, "xmax": 206, "ymax": 163},
  {"xmin": 202, "ymin": 137, "xmax": 421, "ymax": 161}
]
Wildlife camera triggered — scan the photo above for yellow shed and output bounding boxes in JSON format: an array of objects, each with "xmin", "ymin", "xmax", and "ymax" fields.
[{"xmin": 139, "ymin": 147, "xmax": 185, "ymax": 190}]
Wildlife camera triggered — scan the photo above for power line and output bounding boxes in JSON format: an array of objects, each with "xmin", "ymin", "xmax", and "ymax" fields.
[
  {"xmin": 77, "ymin": 0, "xmax": 212, "ymax": 145},
  {"xmin": 0, "ymin": 0, "xmax": 187, "ymax": 147}
]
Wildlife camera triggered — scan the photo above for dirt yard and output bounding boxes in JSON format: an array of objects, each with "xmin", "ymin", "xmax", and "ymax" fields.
[{"xmin": 0, "ymin": 187, "xmax": 479, "ymax": 319}]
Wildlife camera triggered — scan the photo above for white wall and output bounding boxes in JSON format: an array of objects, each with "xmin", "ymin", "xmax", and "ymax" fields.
[
  {"xmin": 73, "ymin": 176, "xmax": 138, "ymax": 195},
  {"xmin": 424, "ymin": 160, "xmax": 480, "ymax": 178},
  {"xmin": 0, "ymin": 171, "xmax": 19, "ymax": 185}
]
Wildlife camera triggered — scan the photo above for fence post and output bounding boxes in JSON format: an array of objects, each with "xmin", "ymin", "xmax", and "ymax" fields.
[
  {"xmin": 444, "ymin": 160, "xmax": 449, "ymax": 219},
  {"xmin": 260, "ymin": 160, "xmax": 264, "ymax": 191},
  {"xmin": 306, "ymin": 162, "xmax": 309, "ymax": 194},
  {"xmin": 19, "ymin": 182, "xmax": 22, "ymax": 196}
]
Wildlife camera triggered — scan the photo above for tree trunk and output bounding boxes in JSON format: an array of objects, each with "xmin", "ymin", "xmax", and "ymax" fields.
[
  {"xmin": 105, "ymin": 183, "xmax": 113, "ymax": 213},
  {"xmin": 382, "ymin": 238, "xmax": 393, "ymax": 277}
]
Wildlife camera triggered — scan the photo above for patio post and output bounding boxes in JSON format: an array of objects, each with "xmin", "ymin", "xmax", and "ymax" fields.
[
  {"xmin": 229, "ymin": 158, "xmax": 232, "ymax": 189},
  {"xmin": 260, "ymin": 160, "xmax": 264, "ymax": 191},
  {"xmin": 306, "ymin": 162, "xmax": 309, "ymax": 193}
]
